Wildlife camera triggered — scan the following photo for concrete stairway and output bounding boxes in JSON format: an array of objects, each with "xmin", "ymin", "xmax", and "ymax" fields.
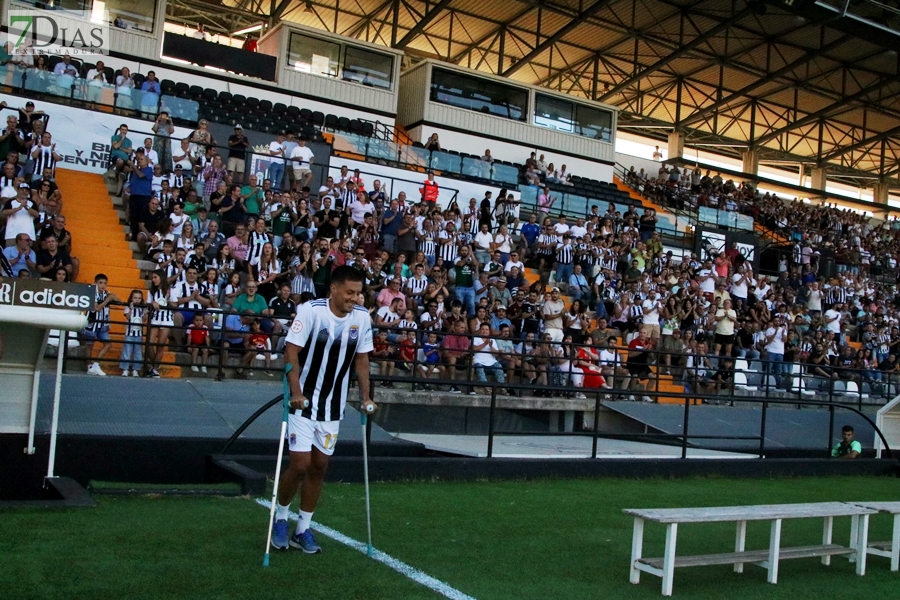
[{"xmin": 55, "ymin": 169, "xmax": 180, "ymax": 378}]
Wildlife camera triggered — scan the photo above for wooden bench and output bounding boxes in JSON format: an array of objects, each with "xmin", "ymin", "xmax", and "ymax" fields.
[
  {"xmin": 624, "ymin": 502, "xmax": 878, "ymax": 596},
  {"xmin": 848, "ymin": 501, "xmax": 900, "ymax": 571}
]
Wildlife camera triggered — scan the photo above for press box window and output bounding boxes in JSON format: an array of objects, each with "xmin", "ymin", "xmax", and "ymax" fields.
[
  {"xmin": 430, "ymin": 67, "xmax": 527, "ymax": 122},
  {"xmin": 533, "ymin": 93, "xmax": 575, "ymax": 133},
  {"xmin": 288, "ymin": 32, "xmax": 339, "ymax": 77},
  {"xmin": 576, "ymin": 104, "xmax": 612, "ymax": 142},
  {"xmin": 343, "ymin": 46, "xmax": 393, "ymax": 90}
]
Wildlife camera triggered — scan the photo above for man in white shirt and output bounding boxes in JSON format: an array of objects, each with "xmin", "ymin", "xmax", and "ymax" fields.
[
  {"xmin": 503, "ymin": 250, "xmax": 524, "ymax": 276},
  {"xmin": 472, "ymin": 323, "xmax": 505, "ymax": 392},
  {"xmin": 267, "ymin": 132, "xmax": 286, "ymax": 191},
  {"xmin": 84, "ymin": 60, "xmax": 107, "ymax": 104},
  {"xmin": 569, "ymin": 217, "xmax": 587, "ymax": 240},
  {"xmin": 824, "ymin": 302, "xmax": 843, "ymax": 335},
  {"xmin": 289, "ymin": 137, "xmax": 315, "ymax": 191},
  {"xmin": 553, "ymin": 215, "xmax": 570, "ymax": 236},
  {"xmin": 473, "ymin": 223, "xmax": 494, "ymax": 265},
  {"xmin": 731, "ymin": 265, "xmax": 750, "ymax": 304},
  {"xmin": 807, "ymin": 281, "xmax": 823, "ymax": 316},
  {"xmin": 764, "ymin": 315, "xmax": 788, "ymax": 388},
  {"xmin": 641, "ymin": 290, "xmax": 661, "ymax": 341},
  {"xmin": 141, "ymin": 137, "xmax": 158, "ymax": 166},
  {"xmin": 541, "ymin": 287, "xmax": 566, "ymax": 342},
  {"xmin": 598, "ymin": 337, "xmax": 630, "ymax": 391},
  {"xmin": 697, "ymin": 260, "xmax": 716, "ymax": 299},
  {"xmin": 713, "ymin": 298, "xmax": 737, "ymax": 356}
]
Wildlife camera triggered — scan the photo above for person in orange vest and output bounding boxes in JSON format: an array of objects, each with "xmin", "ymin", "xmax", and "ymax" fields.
[{"xmin": 420, "ymin": 171, "xmax": 439, "ymax": 208}]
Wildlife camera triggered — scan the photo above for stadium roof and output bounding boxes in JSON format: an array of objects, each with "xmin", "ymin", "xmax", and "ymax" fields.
[{"xmin": 168, "ymin": 0, "xmax": 900, "ymax": 189}]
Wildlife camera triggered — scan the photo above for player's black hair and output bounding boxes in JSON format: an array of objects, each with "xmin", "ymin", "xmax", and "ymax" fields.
[
  {"xmin": 842, "ymin": 425, "xmax": 854, "ymax": 433},
  {"xmin": 330, "ymin": 265, "xmax": 365, "ymax": 287}
]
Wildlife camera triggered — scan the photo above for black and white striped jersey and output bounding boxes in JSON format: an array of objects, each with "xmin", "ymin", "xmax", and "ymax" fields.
[
  {"xmin": 174, "ymin": 281, "xmax": 204, "ymax": 310},
  {"xmin": 827, "ymin": 286, "xmax": 846, "ymax": 305},
  {"xmin": 536, "ymin": 233, "xmax": 556, "ymax": 256},
  {"xmin": 86, "ymin": 290, "xmax": 110, "ymax": 330},
  {"xmin": 125, "ymin": 306, "xmax": 145, "ymax": 337},
  {"xmin": 438, "ymin": 230, "xmax": 458, "ymax": 263},
  {"xmin": 32, "ymin": 144, "xmax": 56, "ymax": 178},
  {"xmin": 419, "ymin": 232, "xmax": 436, "ymax": 257},
  {"xmin": 405, "ymin": 275, "xmax": 429, "ymax": 296},
  {"xmin": 247, "ymin": 231, "xmax": 268, "ymax": 264},
  {"xmin": 148, "ymin": 289, "xmax": 174, "ymax": 325},
  {"xmin": 285, "ymin": 299, "xmax": 374, "ymax": 422},
  {"xmin": 556, "ymin": 242, "xmax": 574, "ymax": 265}
]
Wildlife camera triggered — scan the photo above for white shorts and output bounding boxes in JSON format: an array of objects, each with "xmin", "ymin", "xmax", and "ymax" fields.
[{"xmin": 287, "ymin": 414, "xmax": 340, "ymax": 456}]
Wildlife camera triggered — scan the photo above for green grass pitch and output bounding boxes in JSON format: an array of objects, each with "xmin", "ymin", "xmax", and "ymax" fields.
[{"xmin": 2, "ymin": 476, "xmax": 899, "ymax": 599}]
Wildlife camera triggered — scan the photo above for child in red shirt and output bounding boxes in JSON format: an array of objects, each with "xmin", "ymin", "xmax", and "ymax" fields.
[
  {"xmin": 245, "ymin": 319, "xmax": 273, "ymax": 376},
  {"xmin": 396, "ymin": 330, "xmax": 416, "ymax": 373},
  {"xmin": 187, "ymin": 313, "xmax": 210, "ymax": 373}
]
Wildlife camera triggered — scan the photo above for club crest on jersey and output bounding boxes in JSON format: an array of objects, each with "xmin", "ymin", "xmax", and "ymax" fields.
[
  {"xmin": 289, "ymin": 433, "xmax": 296, "ymax": 446},
  {"xmin": 349, "ymin": 325, "xmax": 359, "ymax": 340},
  {"xmin": 290, "ymin": 319, "xmax": 303, "ymax": 334}
]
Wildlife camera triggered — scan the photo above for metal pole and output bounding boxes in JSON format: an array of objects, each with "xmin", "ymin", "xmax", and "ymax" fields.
[
  {"xmin": 26, "ymin": 363, "xmax": 41, "ymax": 455},
  {"xmin": 61, "ymin": 329, "xmax": 69, "ymax": 374},
  {"xmin": 46, "ymin": 331, "xmax": 66, "ymax": 479},
  {"xmin": 487, "ymin": 385, "xmax": 497, "ymax": 458},
  {"xmin": 591, "ymin": 393, "xmax": 601, "ymax": 458},
  {"xmin": 215, "ymin": 332, "xmax": 228, "ymax": 381},
  {"xmin": 758, "ymin": 400, "xmax": 768, "ymax": 458},
  {"xmin": 141, "ymin": 310, "xmax": 153, "ymax": 376},
  {"xmin": 681, "ymin": 396, "xmax": 690, "ymax": 459},
  {"xmin": 827, "ymin": 403, "xmax": 835, "ymax": 455}
]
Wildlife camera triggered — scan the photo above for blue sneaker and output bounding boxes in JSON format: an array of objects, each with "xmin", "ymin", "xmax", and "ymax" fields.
[
  {"xmin": 290, "ymin": 529, "xmax": 322, "ymax": 553},
  {"xmin": 271, "ymin": 519, "xmax": 289, "ymax": 550}
]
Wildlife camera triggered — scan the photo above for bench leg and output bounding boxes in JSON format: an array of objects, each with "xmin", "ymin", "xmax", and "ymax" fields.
[
  {"xmin": 661, "ymin": 523, "xmax": 678, "ymax": 597},
  {"xmin": 892, "ymin": 514, "xmax": 900, "ymax": 572},
  {"xmin": 630, "ymin": 517, "xmax": 644, "ymax": 585},
  {"xmin": 854, "ymin": 514, "xmax": 869, "ymax": 576},
  {"xmin": 850, "ymin": 516, "xmax": 858, "ymax": 563},
  {"xmin": 822, "ymin": 516, "xmax": 833, "ymax": 566},
  {"xmin": 734, "ymin": 520, "xmax": 746, "ymax": 573},
  {"xmin": 767, "ymin": 519, "xmax": 782, "ymax": 584}
]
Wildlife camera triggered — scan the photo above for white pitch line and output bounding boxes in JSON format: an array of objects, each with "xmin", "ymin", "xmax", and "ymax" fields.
[{"xmin": 256, "ymin": 498, "xmax": 477, "ymax": 600}]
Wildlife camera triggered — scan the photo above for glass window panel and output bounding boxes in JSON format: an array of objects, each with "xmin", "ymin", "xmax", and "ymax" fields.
[
  {"xmin": 533, "ymin": 93, "xmax": 574, "ymax": 133},
  {"xmin": 431, "ymin": 150, "xmax": 461, "ymax": 174},
  {"xmin": 160, "ymin": 95, "xmax": 199, "ymax": 122},
  {"xmin": 430, "ymin": 67, "xmax": 527, "ymax": 122},
  {"xmin": 106, "ymin": 0, "xmax": 157, "ymax": 33},
  {"xmin": 288, "ymin": 32, "xmax": 339, "ymax": 78},
  {"xmin": 492, "ymin": 163, "xmax": 519, "ymax": 185},
  {"xmin": 20, "ymin": 0, "xmax": 158, "ymax": 33},
  {"xmin": 343, "ymin": 46, "xmax": 393, "ymax": 90},
  {"xmin": 575, "ymin": 104, "xmax": 613, "ymax": 142}
]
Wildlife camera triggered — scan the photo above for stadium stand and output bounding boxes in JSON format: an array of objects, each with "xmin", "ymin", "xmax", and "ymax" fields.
[{"xmin": 1, "ymin": 55, "xmax": 896, "ymax": 407}]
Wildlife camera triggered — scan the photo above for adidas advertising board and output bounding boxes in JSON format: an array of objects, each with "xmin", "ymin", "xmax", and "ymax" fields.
[{"xmin": 0, "ymin": 277, "xmax": 95, "ymax": 311}]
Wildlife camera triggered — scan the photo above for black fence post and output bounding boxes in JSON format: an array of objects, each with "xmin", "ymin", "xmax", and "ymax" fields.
[
  {"xmin": 487, "ymin": 385, "xmax": 497, "ymax": 458},
  {"xmin": 60, "ymin": 331, "xmax": 69, "ymax": 374},
  {"xmin": 681, "ymin": 396, "xmax": 691, "ymax": 459},
  {"xmin": 827, "ymin": 403, "xmax": 835, "ymax": 455},
  {"xmin": 758, "ymin": 400, "xmax": 768, "ymax": 458},
  {"xmin": 215, "ymin": 334, "xmax": 228, "ymax": 381},
  {"xmin": 591, "ymin": 392, "xmax": 601, "ymax": 459}
]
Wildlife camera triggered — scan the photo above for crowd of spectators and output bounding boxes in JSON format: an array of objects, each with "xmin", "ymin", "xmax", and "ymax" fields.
[
  {"xmin": 4, "ymin": 98, "xmax": 898, "ymax": 401},
  {"xmin": 0, "ymin": 102, "xmax": 81, "ymax": 281},
  {"xmin": 623, "ymin": 163, "xmax": 900, "ymax": 397}
]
